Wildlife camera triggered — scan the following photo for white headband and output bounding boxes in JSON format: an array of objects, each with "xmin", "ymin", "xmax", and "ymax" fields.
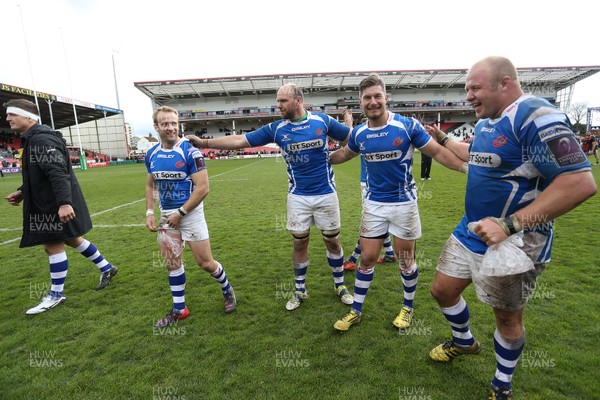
[{"xmin": 6, "ymin": 106, "xmax": 39, "ymax": 121}]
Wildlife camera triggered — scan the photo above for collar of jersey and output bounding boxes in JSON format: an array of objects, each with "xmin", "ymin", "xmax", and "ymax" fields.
[{"xmin": 291, "ymin": 111, "xmax": 308, "ymax": 123}]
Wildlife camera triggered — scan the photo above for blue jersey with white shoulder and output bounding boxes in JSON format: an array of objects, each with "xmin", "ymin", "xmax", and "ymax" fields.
[
  {"xmin": 453, "ymin": 95, "xmax": 591, "ymax": 257},
  {"xmin": 347, "ymin": 112, "xmax": 431, "ymax": 203},
  {"xmin": 145, "ymin": 138, "xmax": 207, "ymax": 210},
  {"xmin": 245, "ymin": 111, "xmax": 350, "ymax": 195}
]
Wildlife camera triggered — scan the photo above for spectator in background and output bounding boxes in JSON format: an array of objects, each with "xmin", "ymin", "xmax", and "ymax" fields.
[
  {"xmin": 583, "ymin": 131, "xmax": 599, "ymax": 164},
  {"xmin": 3, "ymin": 99, "xmax": 119, "ymax": 315},
  {"xmin": 420, "ymin": 152, "xmax": 432, "ymax": 180}
]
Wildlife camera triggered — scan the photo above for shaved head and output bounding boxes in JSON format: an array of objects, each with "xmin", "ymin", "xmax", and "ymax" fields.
[{"xmin": 473, "ymin": 56, "xmax": 520, "ymax": 88}]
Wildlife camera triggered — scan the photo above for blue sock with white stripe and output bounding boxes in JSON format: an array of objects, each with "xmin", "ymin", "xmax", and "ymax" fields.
[
  {"xmin": 401, "ymin": 264, "xmax": 418, "ymax": 308},
  {"xmin": 440, "ymin": 296, "xmax": 475, "ymax": 347},
  {"xmin": 210, "ymin": 262, "xmax": 231, "ymax": 294},
  {"xmin": 491, "ymin": 329, "xmax": 525, "ymax": 391},
  {"xmin": 383, "ymin": 234, "xmax": 395, "ymax": 257},
  {"xmin": 348, "ymin": 239, "xmax": 361, "ymax": 264},
  {"xmin": 49, "ymin": 252, "xmax": 68, "ymax": 298},
  {"xmin": 75, "ymin": 240, "xmax": 112, "ymax": 273},
  {"xmin": 352, "ymin": 265, "xmax": 374, "ymax": 313},
  {"xmin": 292, "ymin": 260, "xmax": 308, "ymax": 293},
  {"xmin": 327, "ymin": 250, "xmax": 344, "ymax": 289},
  {"xmin": 168, "ymin": 267, "xmax": 186, "ymax": 312}
]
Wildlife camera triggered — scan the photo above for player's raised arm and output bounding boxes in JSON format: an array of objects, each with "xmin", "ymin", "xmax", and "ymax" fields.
[
  {"xmin": 425, "ymin": 124, "xmax": 469, "ymax": 162},
  {"xmin": 420, "ymin": 139, "xmax": 469, "ymax": 174}
]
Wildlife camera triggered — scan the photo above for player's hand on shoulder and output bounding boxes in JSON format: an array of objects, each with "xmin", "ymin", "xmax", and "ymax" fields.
[{"xmin": 186, "ymin": 135, "xmax": 202, "ymax": 147}]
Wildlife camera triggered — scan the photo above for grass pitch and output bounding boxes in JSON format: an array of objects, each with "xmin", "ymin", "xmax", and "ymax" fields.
[{"xmin": 0, "ymin": 155, "xmax": 598, "ymax": 399}]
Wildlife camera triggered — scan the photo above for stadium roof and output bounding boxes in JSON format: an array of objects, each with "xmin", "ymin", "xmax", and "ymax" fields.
[
  {"xmin": 134, "ymin": 66, "xmax": 600, "ymax": 103},
  {"xmin": 0, "ymin": 83, "xmax": 122, "ymax": 131}
]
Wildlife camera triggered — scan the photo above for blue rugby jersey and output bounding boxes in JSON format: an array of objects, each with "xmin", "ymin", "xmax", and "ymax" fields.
[
  {"xmin": 347, "ymin": 112, "xmax": 431, "ymax": 203},
  {"xmin": 245, "ymin": 112, "xmax": 350, "ymax": 195},
  {"xmin": 453, "ymin": 95, "xmax": 591, "ymax": 257},
  {"xmin": 360, "ymin": 155, "xmax": 367, "ymax": 184},
  {"xmin": 145, "ymin": 139, "xmax": 207, "ymax": 210}
]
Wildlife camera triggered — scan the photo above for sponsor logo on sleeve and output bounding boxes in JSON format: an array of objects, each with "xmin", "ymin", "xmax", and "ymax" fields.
[
  {"xmin": 538, "ymin": 126, "xmax": 570, "ymax": 142},
  {"xmin": 545, "ymin": 135, "xmax": 587, "ymax": 167},
  {"xmin": 192, "ymin": 150, "xmax": 206, "ymax": 170}
]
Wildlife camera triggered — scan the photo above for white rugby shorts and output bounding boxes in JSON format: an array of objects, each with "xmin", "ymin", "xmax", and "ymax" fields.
[
  {"xmin": 360, "ymin": 199, "xmax": 421, "ymax": 239},
  {"xmin": 286, "ymin": 193, "xmax": 341, "ymax": 233},
  {"xmin": 159, "ymin": 204, "xmax": 209, "ymax": 242},
  {"xmin": 436, "ymin": 234, "xmax": 547, "ymax": 311}
]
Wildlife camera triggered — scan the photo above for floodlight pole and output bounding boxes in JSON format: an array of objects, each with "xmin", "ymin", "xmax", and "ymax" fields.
[
  {"xmin": 18, "ymin": 4, "xmax": 42, "ymax": 124},
  {"xmin": 60, "ymin": 27, "xmax": 86, "ymax": 171},
  {"xmin": 112, "ymin": 51, "xmax": 121, "ymax": 110},
  {"xmin": 102, "ymin": 110, "xmax": 113, "ymax": 162}
]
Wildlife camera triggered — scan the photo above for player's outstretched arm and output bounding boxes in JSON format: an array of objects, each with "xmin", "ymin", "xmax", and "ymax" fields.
[
  {"xmin": 330, "ymin": 145, "xmax": 358, "ymax": 165},
  {"xmin": 186, "ymin": 134, "xmax": 251, "ymax": 150},
  {"xmin": 421, "ymin": 140, "xmax": 468, "ymax": 174},
  {"xmin": 425, "ymin": 124, "xmax": 469, "ymax": 161}
]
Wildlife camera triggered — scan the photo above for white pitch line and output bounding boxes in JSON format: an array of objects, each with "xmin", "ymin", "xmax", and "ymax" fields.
[
  {"xmin": 1, "ymin": 159, "xmax": 265, "ymax": 246},
  {"xmin": 90, "ymin": 198, "xmax": 145, "ymax": 217}
]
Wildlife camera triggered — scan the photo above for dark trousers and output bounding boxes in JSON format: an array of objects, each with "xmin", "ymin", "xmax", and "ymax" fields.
[{"xmin": 421, "ymin": 155, "xmax": 432, "ymax": 179}]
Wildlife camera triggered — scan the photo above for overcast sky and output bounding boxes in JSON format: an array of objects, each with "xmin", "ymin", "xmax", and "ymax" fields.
[{"xmin": 4, "ymin": 0, "xmax": 599, "ymax": 137}]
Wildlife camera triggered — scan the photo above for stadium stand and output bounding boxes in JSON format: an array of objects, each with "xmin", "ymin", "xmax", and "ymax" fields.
[{"xmin": 135, "ymin": 66, "xmax": 600, "ymax": 153}]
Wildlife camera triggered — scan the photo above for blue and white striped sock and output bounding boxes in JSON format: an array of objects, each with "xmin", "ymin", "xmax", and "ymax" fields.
[
  {"xmin": 352, "ymin": 265, "xmax": 374, "ymax": 313},
  {"xmin": 383, "ymin": 234, "xmax": 395, "ymax": 257},
  {"xmin": 168, "ymin": 267, "xmax": 186, "ymax": 312},
  {"xmin": 292, "ymin": 260, "xmax": 308, "ymax": 293},
  {"xmin": 491, "ymin": 329, "xmax": 525, "ymax": 391},
  {"xmin": 49, "ymin": 252, "xmax": 68, "ymax": 298},
  {"xmin": 210, "ymin": 262, "xmax": 231, "ymax": 294},
  {"xmin": 75, "ymin": 240, "xmax": 112, "ymax": 273},
  {"xmin": 440, "ymin": 296, "xmax": 475, "ymax": 347},
  {"xmin": 349, "ymin": 239, "xmax": 361, "ymax": 264},
  {"xmin": 401, "ymin": 264, "xmax": 418, "ymax": 308},
  {"xmin": 327, "ymin": 250, "xmax": 344, "ymax": 289}
]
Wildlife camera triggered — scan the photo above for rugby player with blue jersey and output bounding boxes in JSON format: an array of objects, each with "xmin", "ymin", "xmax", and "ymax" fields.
[
  {"xmin": 329, "ymin": 74, "xmax": 467, "ymax": 332},
  {"xmin": 187, "ymin": 84, "xmax": 354, "ymax": 311},
  {"xmin": 146, "ymin": 106, "xmax": 236, "ymax": 329},
  {"xmin": 343, "ymin": 155, "xmax": 397, "ymax": 272},
  {"xmin": 425, "ymin": 57, "xmax": 596, "ymax": 399}
]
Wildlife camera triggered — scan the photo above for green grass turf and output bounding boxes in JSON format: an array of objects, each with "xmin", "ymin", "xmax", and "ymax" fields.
[{"xmin": 0, "ymin": 154, "xmax": 598, "ymax": 399}]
